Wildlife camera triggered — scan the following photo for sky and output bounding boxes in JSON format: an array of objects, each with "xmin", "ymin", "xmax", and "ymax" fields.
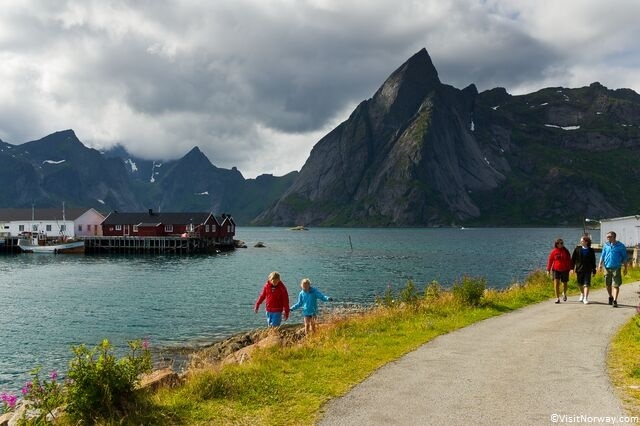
[{"xmin": 1, "ymin": 0, "xmax": 639, "ymax": 179}]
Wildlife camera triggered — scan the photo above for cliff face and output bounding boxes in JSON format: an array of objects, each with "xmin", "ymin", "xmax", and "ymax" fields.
[
  {"xmin": 256, "ymin": 50, "xmax": 640, "ymax": 226},
  {"xmin": 257, "ymin": 49, "xmax": 507, "ymax": 226}
]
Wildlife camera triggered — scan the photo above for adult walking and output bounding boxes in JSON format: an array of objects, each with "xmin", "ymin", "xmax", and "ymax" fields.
[
  {"xmin": 571, "ymin": 235, "xmax": 597, "ymax": 304},
  {"xmin": 598, "ymin": 231, "xmax": 628, "ymax": 307},
  {"xmin": 547, "ymin": 238, "xmax": 572, "ymax": 303}
]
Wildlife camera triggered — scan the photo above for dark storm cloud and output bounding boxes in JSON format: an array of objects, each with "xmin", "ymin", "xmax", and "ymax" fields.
[{"xmin": 1, "ymin": 1, "xmax": 639, "ymax": 177}]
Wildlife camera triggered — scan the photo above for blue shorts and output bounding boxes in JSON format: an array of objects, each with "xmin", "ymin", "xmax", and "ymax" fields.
[{"xmin": 266, "ymin": 312, "xmax": 282, "ymax": 327}]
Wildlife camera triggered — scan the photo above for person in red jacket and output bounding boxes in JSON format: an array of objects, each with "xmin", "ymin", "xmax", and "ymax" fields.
[
  {"xmin": 547, "ymin": 238, "xmax": 572, "ymax": 304},
  {"xmin": 254, "ymin": 271, "xmax": 290, "ymax": 327}
]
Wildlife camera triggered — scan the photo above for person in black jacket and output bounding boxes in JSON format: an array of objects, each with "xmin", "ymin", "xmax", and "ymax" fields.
[{"xmin": 571, "ymin": 235, "xmax": 597, "ymax": 304}]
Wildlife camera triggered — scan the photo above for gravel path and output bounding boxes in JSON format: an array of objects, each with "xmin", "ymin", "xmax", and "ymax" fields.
[{"xmin": 318, "ymin": 284, "xmax": 640, "ymax": 425}]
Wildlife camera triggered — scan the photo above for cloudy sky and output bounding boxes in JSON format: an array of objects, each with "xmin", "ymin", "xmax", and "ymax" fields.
[{"xmin": 1, "ymin": 1, "xmax": 639, "ymax": 178}]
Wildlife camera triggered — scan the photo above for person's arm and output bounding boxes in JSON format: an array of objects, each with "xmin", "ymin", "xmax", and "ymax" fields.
[
  {"xmin": 282, "ymin": 286, "xmax": 290, "ymax": 320},
  {"xmin": 291, "ymin": 292, "xmax": 303, "ymax": 311},
  {"xmin": 254, "ymin": 287, "xmax": 266, "ymax": 312}
]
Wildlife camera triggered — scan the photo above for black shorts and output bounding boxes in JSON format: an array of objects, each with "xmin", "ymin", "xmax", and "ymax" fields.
[
  {"xmin": 552, "ymin": 270, "xmax": 569, "ymax": 283},
  {"xmin": 576, "ymin": 271, "xmax": 592, "ymax": 287}
]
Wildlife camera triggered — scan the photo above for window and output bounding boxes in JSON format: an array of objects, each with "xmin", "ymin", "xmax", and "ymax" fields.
[
  {"xmin": 78, "ymin": 224, "xmax": 83, "ymax": 232},
  {"xmin": 87, "ymin": 224, "xmax": 92, "ymax": 231},
  {"xmin": 60, "ymin": 225, "xmax": 66, "ymax": 232},
  {"xmin": 116, "ymin": 225, "xmax": 122, "ymax": 231},
  {"xmin": 19, "ymin": 225, "xmax": 24, "ymax": 232},
  {"xmin": 205, "ymin": 225, "xmax": 210, "ymax": 232},
  {"xmin": 32, "ymin": 224, "xmax": 38, "ymax": 231},
  {"xmin": 133, "ymin": 225, "xmax": 138, "ymax": 232},
  {"xmin": 165, "ymin": 225, "xmax": 173, "ymax": 232},
  {"xmin": 46, "ymin": 225, "xmax": 52, "ymax": 232}
]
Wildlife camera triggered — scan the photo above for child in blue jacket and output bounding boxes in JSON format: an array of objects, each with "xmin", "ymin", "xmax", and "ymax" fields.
[{"xmin": 290, "ymin": 278, "xmax": 333, "ymax": 335}]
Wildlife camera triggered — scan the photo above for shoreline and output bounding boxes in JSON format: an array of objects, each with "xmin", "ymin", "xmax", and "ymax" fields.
[{"xmin": 155, "ymin": 303, "xmax": 373, "ymax": 374}]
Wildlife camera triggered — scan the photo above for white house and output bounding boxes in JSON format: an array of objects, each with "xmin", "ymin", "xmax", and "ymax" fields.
[
  {"xmin": 74, "ymin": 208, "xmax": 106, "ymax": 237},
  {"xmin": 0, "ymin": 207, "xmax": 105, "ymax": 238},
  {"xmin": 599, "ymin": 215, "xmax": 640, "ymax": 247}
]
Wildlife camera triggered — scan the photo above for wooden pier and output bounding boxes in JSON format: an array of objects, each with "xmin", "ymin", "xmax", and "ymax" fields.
[{"xmin": 83, "ymin": 236, "xmax": 234, "ymax": 254}]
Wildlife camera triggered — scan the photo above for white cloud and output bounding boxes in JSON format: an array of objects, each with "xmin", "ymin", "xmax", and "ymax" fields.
[{"xmin": 0, "ymin": 0, "xmax": 639, "ymax": 177}]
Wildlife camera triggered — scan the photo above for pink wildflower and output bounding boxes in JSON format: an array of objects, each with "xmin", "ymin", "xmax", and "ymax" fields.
[{"xmin": 50, "ymin": 370, "xmax": 58, "ymax": 381}]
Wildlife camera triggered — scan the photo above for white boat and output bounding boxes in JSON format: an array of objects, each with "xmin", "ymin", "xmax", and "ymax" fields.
[{"xmin": 18, "ymin": 234, "xmax": 85, "ymax": 254}]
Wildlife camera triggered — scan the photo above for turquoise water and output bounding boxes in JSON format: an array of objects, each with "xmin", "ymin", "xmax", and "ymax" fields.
[{"xmin": 0, "ymin": 226, "xmax": 583, "ymax": 392}]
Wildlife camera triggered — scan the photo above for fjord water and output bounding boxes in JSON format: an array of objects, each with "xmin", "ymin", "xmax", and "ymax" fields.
[{"xmin": 0, "ymin": 226, "xmax": 583, "ymax": 392}]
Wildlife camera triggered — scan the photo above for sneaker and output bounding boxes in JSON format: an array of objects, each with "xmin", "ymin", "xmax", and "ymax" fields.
[
  {"xmin": 563, "ymin": 293, "xmax": 567, "ymax": 302},
  {"xmin": 613, "ymin": 300, "xmax": 618, "ymax": 308},
  {"xmin": 555, "ymin": 299, "xmax": 560, "ymax": 304},
  {"xmin": 578, "ymin": 294, "xmax": 584, "ymax": 302},
  {"xmin": 583, "ymin": 298, "xmax": 589, "ymax": 305},
  {"xmin": 609, "ymin": 296, "xmax": 614, "ymax": 305}
]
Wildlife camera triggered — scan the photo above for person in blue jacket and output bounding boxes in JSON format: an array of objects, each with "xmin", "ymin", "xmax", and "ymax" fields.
[
  {"xmin": 598, "ymin": 231, "xmax": 628, "ymax": 308},
  {"xmin": 290, "ymin": 278, "xmax": 333, "ymax": 335}
]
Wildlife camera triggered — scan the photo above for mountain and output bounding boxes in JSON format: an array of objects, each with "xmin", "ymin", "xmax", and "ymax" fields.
[
  {"xmin": 0, "ymin": 131, "xmax": 297, "ymax": 224},
  {"xmin": 255, "ymin": 49, "xmax": 640, "ymax": 226}
]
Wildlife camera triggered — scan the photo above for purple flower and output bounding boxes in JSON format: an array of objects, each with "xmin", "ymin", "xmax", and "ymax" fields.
[
  {"xmin": 1, "ymin": 392, "xmax": 8, "ymax": 402},
  {"xmin": 142, "ymin": 338, "xmax": 149, "ymax": 350},
  {"xmin": 21, "ymin": 386, "xmax": 29, "ymax": 396},
  {"xmin": 7, "ymin": 395, "xmax": 17, "ymax": 408},
  {"xmin": 50, "ymin": 370, "xmax": 58, "ymax": 381}
]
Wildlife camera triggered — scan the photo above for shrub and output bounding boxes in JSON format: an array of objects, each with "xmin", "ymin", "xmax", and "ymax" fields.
[
  {"xmin": 424, "ymin": 281, "xmax": 441, "ymax": 302},
  {"xmin": 452, "ymin": 276, "xmax": 486, "ymax": 307},
  {"xmin": 399, "ymin": 280, "xmax": 420, "ymax": 305},
  {"xmin": 19, "ymin": 367, "xmax": 64, "ymax": 423},
  {"xmin": 1, "ymin": 392, "xmax": 17, "ymax": 414},
  {"xmin": 375, "ymin": 284, "xmax": 395, "ymax": 307},
  {"xmin": 65, "ymin": 338, "xmax": 152, "ymax": 422}
]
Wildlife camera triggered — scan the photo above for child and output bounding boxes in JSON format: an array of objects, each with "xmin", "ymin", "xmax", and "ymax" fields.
[
  {"xmin": 254, "ymin": 271, "xmax": 290, "ymax": 327},
  {"xmin": 290, "ymin": 278, "xmax": 333, "ymax": 335}
]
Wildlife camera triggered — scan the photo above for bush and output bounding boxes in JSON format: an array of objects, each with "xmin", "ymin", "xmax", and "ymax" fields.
[
  {"xmin": 65, "ymin": 338, "xmax": 152, "ymax": 422},
  {"xmin": 399, "ymin": 280, "xmax": 420, "ymax": 305},
  {"xmin": 424, "ymin": 281, "xmax": 441, "ymax": 302},
  {"xmin": 452, "ymin": 276, "xmax": 486, "ymax": 307},
  {"xmin": 19, "ymin": 367, "xmax": 64, "ymax": 423}
]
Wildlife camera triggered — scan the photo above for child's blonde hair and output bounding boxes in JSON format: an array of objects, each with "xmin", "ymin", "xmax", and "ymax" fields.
[
  {"xmin": 268, "ymin": 271, "xmax": 280, "ymax": 282},
  {"xmin": 300, "ymin": 278, "xmax": 311, "ymax": 288}
]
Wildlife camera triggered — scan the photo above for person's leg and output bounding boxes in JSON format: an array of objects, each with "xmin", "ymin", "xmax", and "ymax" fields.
[
  {"xmin": 303, "ymin": 316, "xmax": 312, "ymax": 334},
  {"xmin": 310, "ymin": 316, "xmax": 317, "ymax": 333},
  {"xmin": 562, "ymin": 275, "xmax": 568, "ymax": 301},
  {"xmin": 613, "ymin": 268, "xmax": 622, "ymax": 307},
  {"xmin": 604, "ymin": 268, "xmax": 613, "ymax": 304},
  {"xmin": 554, "ymin": 277, "xmax": 560, "ymax": 302},
  {"xmin": 583, "ymin": 285, "xmax": 590, "ymax": 303}
]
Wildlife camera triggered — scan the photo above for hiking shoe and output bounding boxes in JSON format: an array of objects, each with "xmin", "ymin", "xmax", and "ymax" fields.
[
  {"xmin": 578, "ymin": 294, "xmax": 584, "ymax": 302},
  {"xmin": 609, "ymin": 296, "xmax": 614, "ymax": 305},
  {"xmin": 613, "ymin": 300, "xmax": 618, "ymax": 308},
  {"xmin": 563, "ymin": 293, "xmax": 567, "ymax": 302},
  {"xmin": 583, "ymin": 298, "xmax": 589, "ymax": 305},
  {"xmin": 555, "ymin": 299, "xmax": 560, "ymax": 304}
]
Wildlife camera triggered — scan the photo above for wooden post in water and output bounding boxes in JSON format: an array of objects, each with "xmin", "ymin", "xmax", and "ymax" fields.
[{"xmin": 348, "ymin": 235, "xmax": 353, "ymax": 250}]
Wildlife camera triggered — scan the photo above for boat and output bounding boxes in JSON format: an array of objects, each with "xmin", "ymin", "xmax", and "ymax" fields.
[
  {"xmin": 17, "ymin": 233, "xmax": 85, "ymax": 254},
  {"xmin": 288, "ymin": 225, "xmax": 309, "ymax": 231}
]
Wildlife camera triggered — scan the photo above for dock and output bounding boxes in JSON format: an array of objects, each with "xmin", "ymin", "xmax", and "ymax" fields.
[
  {"xmin": 1, "ymin": 236, "xmax": 234, "ymax": 255},
  {"xmin": 83, "ymin": 236, "xmax": 234, "ymax": 254}
]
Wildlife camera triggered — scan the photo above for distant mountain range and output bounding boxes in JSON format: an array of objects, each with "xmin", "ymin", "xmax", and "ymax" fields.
[{"xmin": 1, "ymin": 48, "xmax": 639, "ymax": 226}]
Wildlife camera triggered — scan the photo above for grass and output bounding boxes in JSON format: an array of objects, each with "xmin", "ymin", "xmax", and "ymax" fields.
[
  {"xmin": 51, "ymin": 269, "xmax": 640, "ymax": 425},
  {"xmin": 609, "ymin": 294, "xmax": 640, "ymax": 419}
]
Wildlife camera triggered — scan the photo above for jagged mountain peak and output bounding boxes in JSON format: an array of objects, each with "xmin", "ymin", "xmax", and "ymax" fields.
[{"xmin": 371, "ymin": 48, "xmax": 441, "ymax": 119}]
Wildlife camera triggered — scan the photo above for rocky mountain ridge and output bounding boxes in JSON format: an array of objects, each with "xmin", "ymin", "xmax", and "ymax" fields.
[{"xmin": 256, "ymin": 48, "xmax": 640, "ymax": 226}]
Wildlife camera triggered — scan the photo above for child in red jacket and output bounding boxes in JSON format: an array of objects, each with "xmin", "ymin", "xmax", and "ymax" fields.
[
  {"xmin": 254, "ymin": 271, "xmax": 290, "ymax": 327},
  {"xmin": 547, "ymin": 238, "xmax": 572, "ymax": 303}
]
